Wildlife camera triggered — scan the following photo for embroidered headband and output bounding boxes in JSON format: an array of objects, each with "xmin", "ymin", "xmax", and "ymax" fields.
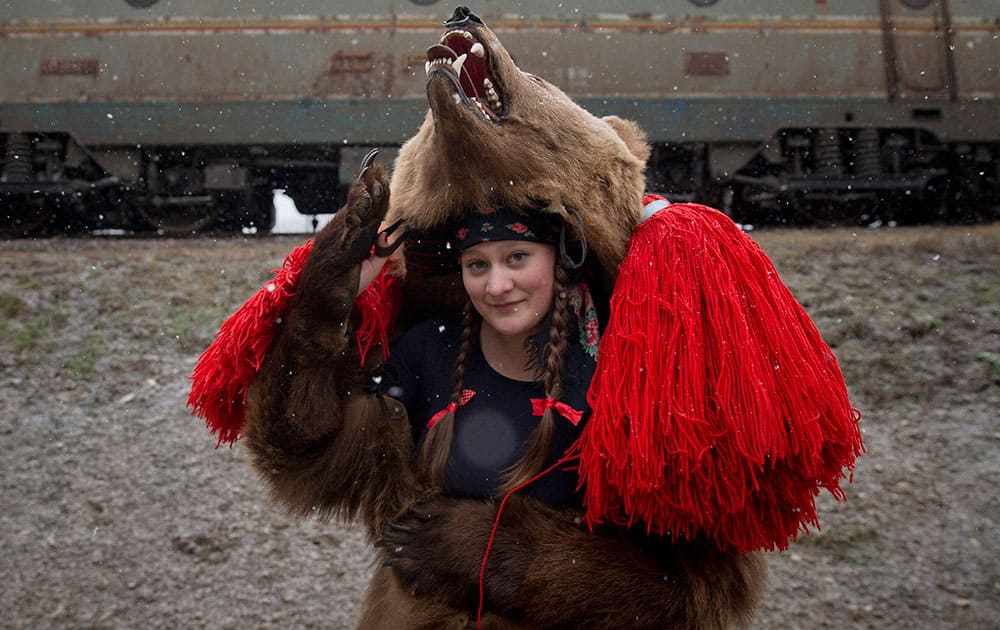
[
  {"xmin": 403, "ymin": 205, "xmax": 571, "ymax": 276},
  {"xmin": 452, "ymin": 205, "xmax": 561, "ymax": 252}
]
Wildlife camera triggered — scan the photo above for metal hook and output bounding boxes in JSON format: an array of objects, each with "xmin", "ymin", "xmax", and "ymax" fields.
[
  {"xmin": 374, "ymin": 218, "xmax": 413, "ymax": 257},
  {"xmin": 559, "ymin": 208, "xmax": 588, "ymax": 270}
]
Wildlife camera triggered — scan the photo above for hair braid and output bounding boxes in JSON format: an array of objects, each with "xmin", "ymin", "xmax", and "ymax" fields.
[
  {"xmin": 419, "ymin": 299, "xmax": 479, "ymax": 489},
  {"xmin": 498, "ymin": 259, "xmax": 571, "ymax": 493}
]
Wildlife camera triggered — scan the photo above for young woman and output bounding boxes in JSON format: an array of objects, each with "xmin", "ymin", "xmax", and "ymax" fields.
[
  {"xmin": 362, "ymin": 206, "xmax": 596, "ymax": 510},
  {"xmin": 234, "ymin": 164, "xmax": 765, "ymax": 629}
]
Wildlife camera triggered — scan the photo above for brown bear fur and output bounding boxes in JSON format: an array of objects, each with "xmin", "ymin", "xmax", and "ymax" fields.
[
  {"xmin": 376, "ymin": 495, "xmax": 766, "ymax": 629},
  {"xmin": 242, "ymin": 10, "xmax": 765, "ymax": 629},
  {"xmin": 243, "ymin": 165, "xmax": 420, "ymax": 540}
]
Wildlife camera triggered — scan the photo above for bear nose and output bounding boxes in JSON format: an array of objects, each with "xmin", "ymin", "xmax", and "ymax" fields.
[{"xmin": 445, "ymin": 6, "xmax": 485, "ymax": 28}]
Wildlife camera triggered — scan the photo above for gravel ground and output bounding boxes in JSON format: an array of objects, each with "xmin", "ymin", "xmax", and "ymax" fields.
[{"xmin": 1, "ymin": 223, "xmax": 997, "ymax": 629}]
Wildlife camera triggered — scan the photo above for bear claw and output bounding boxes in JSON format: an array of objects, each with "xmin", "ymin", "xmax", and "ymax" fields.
[{"xmin": 357, "ymin": 148, "xmax": 380, "ymax": 183}]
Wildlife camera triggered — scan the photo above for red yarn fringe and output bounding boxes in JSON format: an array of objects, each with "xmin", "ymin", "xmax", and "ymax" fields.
[
  {"xmin": 353, "ymin": 259, "xmax": 403, "ymax": 364},
  {"xmin": 577, "ymin": 202, "xmax": 863, "ymax": 552},
  {"xmin": 187, "ymin": 241, "xmax": 314, "ymax": 446},
  {"xmin": 187, "ymin": 240, "xmax": 401, "ymax": 446}
]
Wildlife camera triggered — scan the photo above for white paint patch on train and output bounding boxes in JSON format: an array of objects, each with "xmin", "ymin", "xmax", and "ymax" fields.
[{"xmin": 271, "ymin": 190, "xmax": 333, "ymax": 234}]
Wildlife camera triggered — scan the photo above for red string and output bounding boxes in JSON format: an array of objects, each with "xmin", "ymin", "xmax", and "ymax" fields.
[{"xmin": 476, "ymin": 453, "xmax": 578, "ymax": 628}]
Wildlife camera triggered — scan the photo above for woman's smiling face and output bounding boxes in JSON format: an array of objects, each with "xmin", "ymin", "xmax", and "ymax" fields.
[{"xmin": 460, "ymin": 240, "xmax": 556, "ymax": 341}]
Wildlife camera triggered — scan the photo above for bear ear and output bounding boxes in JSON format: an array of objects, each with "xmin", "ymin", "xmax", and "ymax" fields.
[{"xmin": 602, "ymin": 116, "xmax": 651, "ymax": 164}]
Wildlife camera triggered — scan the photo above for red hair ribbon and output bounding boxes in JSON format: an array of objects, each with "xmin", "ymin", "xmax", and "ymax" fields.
[
  {"xmin": 426, "ymin": 389, "xmax": 476, "ymax": 429},
  {"xmin": 530, "ymin": 398, "xmax": 583, "ymax": 426}
]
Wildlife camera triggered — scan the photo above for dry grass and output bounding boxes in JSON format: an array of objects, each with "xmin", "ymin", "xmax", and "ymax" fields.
[{"xmin": 1, "ymin": 225, "xmax": 997, "ymax": 629}]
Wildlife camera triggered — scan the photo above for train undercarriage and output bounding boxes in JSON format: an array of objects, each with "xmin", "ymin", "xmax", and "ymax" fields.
[
  {"xmin": 650, "ymin": 127, "xmax": 999, "ymax": 227},
  {"xmin": 0, "ymin": 133, "xmax": 342, "ymax": 237},
  {"xmin": 1, "ymin": 126, "xmax": 997, "ymax": 237}
]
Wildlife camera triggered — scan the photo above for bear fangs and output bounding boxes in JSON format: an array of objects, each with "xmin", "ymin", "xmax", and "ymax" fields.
[{"xmin": 452, "ymin": 53, "xmax": 467, "ymax": 76}]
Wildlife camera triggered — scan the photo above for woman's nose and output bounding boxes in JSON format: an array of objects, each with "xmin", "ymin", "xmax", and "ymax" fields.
[{"xmin": 485, "ymin": 270, "xmax": 513, "ymax": 295}]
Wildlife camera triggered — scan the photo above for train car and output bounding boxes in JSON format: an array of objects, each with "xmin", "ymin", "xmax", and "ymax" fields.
[{"xmin": 1, "ymin": 0, "xmax": 998, "ymax": 236}]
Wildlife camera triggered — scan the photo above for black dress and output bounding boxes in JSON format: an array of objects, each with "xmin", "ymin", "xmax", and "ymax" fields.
[{"xmin": 380, "ymin": 316, "xmax": 596, "ymax": 510}]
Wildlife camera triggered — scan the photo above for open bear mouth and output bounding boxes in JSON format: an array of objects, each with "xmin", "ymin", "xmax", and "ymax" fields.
[{"xmin": 425, "ymin": 29, "xmax": 505, "ymax": 123}]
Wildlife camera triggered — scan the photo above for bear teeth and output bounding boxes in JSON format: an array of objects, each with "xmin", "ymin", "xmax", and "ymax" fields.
[
  {"xmin": 483, "ymin": 79, "xmax": 502, "ymax": 111},
  {"xmin": 424, "ymin": 55, "xmax": 467, "ymax": 77},
  {"xmin": 425, "ymin": 57, "xmax": 456, "ymax": 75},
  {"xmin": 471, "ymin": 97, "xmax": 492, "ymax": 119},
  {"xmin": 452, "ymin": 53, "xmax": 467, "ymax": 77},
  {"xmin": 471, "ymin": 42, "xmax": 485, "ymax": 58},
  {"xmin": 442, "ymin": 30, "xmax": 475, "ymax": 44}
]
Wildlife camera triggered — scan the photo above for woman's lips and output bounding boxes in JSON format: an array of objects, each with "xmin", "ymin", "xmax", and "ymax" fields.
[{"xmin": 490, "ymin": 300, "xmax": 524, "ymax": 311}]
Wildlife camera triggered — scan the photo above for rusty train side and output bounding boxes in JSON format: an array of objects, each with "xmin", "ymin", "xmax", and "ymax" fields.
[{"xmin": 1, "ymin": 0, "xmax": 998, "ymax": 235}]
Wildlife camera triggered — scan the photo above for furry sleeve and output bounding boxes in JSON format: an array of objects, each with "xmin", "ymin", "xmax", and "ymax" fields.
[
  {"xmin": 380, "ymin": 495, "xmax": 766, "ymax": 629},
  {"xmin": 242, "ymin": 164, "xmax": 418, "ymax": 539}
]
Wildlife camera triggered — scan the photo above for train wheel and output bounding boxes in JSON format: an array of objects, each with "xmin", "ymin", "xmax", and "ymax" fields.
[
  {"xmin": 0, "ymin": 197, "xmax": 56, "ymax": 238},
  {"xmin": 136, "ymin": 197, "xmax": 219, "ymax": 235}
]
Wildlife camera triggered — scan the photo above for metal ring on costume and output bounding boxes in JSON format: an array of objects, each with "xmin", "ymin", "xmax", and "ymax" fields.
[{"xmin": 559, "ymin": 208, "xmax": 588, "ymax": 269}]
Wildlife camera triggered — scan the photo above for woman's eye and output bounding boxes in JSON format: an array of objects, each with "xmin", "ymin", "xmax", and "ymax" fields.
[
  {"xmin": 465, "ymin": 260, "xmax": 487, "ymax": 271},
  {"xmin": 509, "ymin": 252, "xmax": 527, "ymax": 263}
]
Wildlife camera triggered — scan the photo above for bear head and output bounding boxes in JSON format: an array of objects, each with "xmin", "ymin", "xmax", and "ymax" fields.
[{"xmin": 387, "ymin": 6, "xmax": 650, "ymax": 289}]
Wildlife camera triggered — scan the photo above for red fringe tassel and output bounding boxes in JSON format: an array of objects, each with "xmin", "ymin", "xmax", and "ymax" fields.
[
  {"xmin": 353, "ymin": 259, "xmax": 403, "ymax": 364},
  {"xmin": 578, "ymin": 202, "xmax": 863, "ymax": 552},
  {"xmin": 187, "ymin": 240, "xmax": 401, "ymax": 446}
]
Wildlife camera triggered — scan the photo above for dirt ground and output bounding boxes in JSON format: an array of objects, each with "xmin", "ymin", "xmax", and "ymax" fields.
[{"xmin": 1, "ymin": 223, "xmax": 997, "ymax": 629}]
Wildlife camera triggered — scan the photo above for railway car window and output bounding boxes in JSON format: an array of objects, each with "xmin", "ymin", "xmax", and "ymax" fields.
[
  {"xmin": 689, "ymin": 0, "xmax": 720, "ymax": 6},
  {"xmin": 900, "ymin": 0, "xmax": 934, "ymax": 7},
  {"xmin": 410, "ymin": 0, "xmax": 441, "ymax": 4},
  {"xmin": 125, "ymin": 0, "xmax": 159, "ymax": 7}
]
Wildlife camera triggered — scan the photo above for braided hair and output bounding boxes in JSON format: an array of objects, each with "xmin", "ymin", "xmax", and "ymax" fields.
[{"xmin": 417, "ymin": 299, "xmax": 478, "ymax": 488}]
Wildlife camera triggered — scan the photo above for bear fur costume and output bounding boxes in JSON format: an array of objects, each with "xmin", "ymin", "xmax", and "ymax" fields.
[{"xmin": 242, "ymin": 7, "xmax": 765, "ymax": 629}]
